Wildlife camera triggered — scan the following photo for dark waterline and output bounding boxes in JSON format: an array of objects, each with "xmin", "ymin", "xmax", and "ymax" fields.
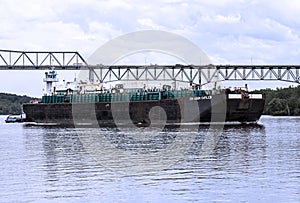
[{"xmin": 0, "ymin": 116, "xmax": 299, "ymax": 203}]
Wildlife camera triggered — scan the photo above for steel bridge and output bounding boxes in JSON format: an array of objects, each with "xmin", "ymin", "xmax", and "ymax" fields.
[
  {"xmin": 0, "ymin": 49, "xmax": 87, "ymax": 70},
  {"xmin": 1, "ymin": 49, "xmax": 300, "ymax": 85}
]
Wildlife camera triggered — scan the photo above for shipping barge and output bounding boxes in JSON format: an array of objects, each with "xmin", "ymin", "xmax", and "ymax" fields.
[{"xmin": 22, "ymin": 69, "xmax": 265, "ymax": 127}]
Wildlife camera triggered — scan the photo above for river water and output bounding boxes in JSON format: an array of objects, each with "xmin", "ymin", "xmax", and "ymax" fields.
[{"xmin": 0, "ymin": 115, "xmax": 299, "ymax": 203}]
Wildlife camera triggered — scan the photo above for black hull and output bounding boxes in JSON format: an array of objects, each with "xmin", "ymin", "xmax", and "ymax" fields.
[{"xmin": 23, "ymin": 94, "xmax": 265, "ymax": 127}]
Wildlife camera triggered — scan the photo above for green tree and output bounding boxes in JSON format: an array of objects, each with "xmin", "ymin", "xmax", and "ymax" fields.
[
  {"xmin": 267, "ymin": 98, "xmax": 287, "ymax": 116},
  {"xmin": 0, "ymin": 93, "xmax": 36, "ymax": 115}
]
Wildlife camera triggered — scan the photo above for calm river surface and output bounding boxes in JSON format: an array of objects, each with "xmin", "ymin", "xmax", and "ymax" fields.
[{"xmin": 0, "ymin": 115, "xmax": 299, "ymax": 203}]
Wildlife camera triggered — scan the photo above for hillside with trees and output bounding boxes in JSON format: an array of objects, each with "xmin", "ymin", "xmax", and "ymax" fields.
[
  {"xmin": 251, "ymin": 85, "xmax": 300, "ymax": 116},
  {"xmin": 0, "ymin": 93, "xmax": 36, "ymax": 115}
]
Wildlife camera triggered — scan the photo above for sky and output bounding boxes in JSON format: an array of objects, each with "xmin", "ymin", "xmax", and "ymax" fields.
[{"xmin": 1, "ymin": 0, "xmax": 300, "ymax": 97}]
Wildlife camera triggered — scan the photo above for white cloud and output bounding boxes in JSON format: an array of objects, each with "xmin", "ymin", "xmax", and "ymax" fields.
[
  {"xmin": 137, "ymin": 18, "xmax": 164, "ymax": 29},
  {"xmin": 214, "ymin": 14, "xmax": 241, "ymax": 23},
  {"xmin": 262, "ymin": 18, "xmax": 299, "ymax": 41}
]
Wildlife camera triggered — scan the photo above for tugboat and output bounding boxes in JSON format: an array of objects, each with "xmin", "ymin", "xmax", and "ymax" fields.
[
  {"xmin": 22, "ymin": 67, "xmax": 265, "ymax": 127},
  {"xmin": 5, "ymin": 114, "xmax": 26, "ymax": 123}
]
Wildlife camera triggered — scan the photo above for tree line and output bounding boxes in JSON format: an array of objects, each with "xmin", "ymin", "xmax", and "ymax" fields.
[
  {"xmin": 251, "ymin": 85, "xmax": 300, "ymax": 116},
  {"xmin": 0, "ymin": 93, "xmax": 35, "ymax": 115}
]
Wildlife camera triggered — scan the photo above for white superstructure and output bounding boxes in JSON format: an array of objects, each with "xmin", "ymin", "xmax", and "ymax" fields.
[{"xmin": 43, "ymin": 67, "xmax": 59, "ymax": 95}]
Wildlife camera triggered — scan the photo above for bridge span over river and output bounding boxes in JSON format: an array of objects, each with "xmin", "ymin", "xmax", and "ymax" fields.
[{"xmin": 0, "ymin": 49, "xmax": 299, "ymax": 86}]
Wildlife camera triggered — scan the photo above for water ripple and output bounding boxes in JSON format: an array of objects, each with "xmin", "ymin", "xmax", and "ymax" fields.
[{"xmin": 0, "ymin": 116, "xmax": 299, "ymax": 202}]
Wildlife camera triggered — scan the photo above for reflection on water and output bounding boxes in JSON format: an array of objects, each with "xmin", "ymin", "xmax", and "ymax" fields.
[{"xmin": 0, "ymin": 116, "xmax": 299, "ymax": 202}]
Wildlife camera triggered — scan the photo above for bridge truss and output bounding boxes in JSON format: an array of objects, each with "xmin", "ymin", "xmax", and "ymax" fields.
[
  {"xmin": 1, "ymin": 50, "xmax": 300, "ymax": 85},
  {"xmin": 0, "ymin": 49, "xmax": 87, "ymax": 70},
  {"xmin": 86, "ymin": 64, "xmax": 300, "ymax": 85}
]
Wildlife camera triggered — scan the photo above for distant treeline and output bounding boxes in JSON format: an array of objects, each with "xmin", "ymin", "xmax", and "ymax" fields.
[
  {"xmin": 0, "ymin": 93, "xmax": 36, "ymax": 115},
  {"xmin": 251, "ymin": 85, "xmax": 300, "ymax": 116}
]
